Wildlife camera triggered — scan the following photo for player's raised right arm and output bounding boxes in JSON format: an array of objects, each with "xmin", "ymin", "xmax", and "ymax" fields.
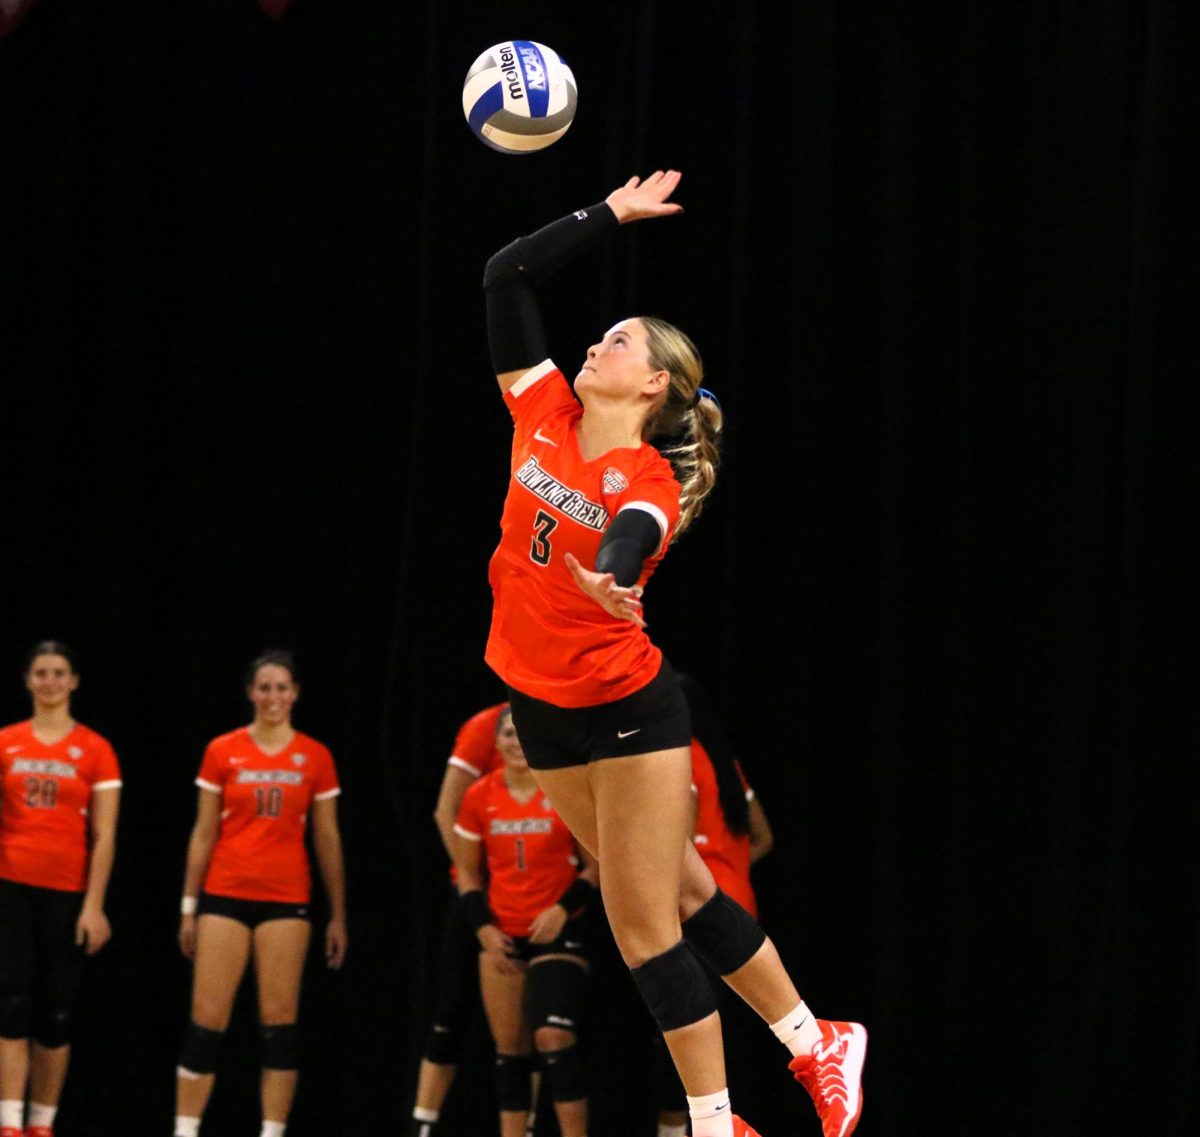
[{"xmin": 482, "ymin": 171, "xmax": 683, "ymax": 394}]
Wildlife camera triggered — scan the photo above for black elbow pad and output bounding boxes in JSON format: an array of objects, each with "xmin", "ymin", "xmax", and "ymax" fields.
[{"xmin": 595, "ymin": 509, "xmax": 662, "ymax": 587}]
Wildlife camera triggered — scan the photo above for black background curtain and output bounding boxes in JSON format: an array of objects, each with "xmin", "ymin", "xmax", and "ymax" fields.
[{"xmin": 1, "ymin": 3, "xmax": 1195, "ymax": 1135}]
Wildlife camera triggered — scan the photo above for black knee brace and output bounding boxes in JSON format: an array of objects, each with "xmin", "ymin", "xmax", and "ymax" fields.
[
  {"xmin": 32, "ymin": 1004, "xmax": 73, "ymax": 1049},
  {"xmin": 539, "ymin": 1043, "xmax": 586, "ymax": 1102},
  {"xmin": 493, "ymin": 1052, "xmax": 532, "ymax": 1112},
  {"xmin": 422, "ymin": 1020, "xmax": 460, "ymax": 1065},
  {"xmin": 528, "ymin": 959, "xmax": 587, "ymax": 1034},
  {"xmin": 681, "ymin": 889, "xmax": 766, "ymax": 976},
  {"xmin": 0, "ymin": 993, "xmax": 31, "ymax": 1041},
  {"xmin": 178, "ymin": 1021, "xmax": 225, "ymax": 1076},
  {"xmin": 629, "ymin": 940, "xmax": 717, "ymax": 1033},
  {"xmin": 261, "ymin": 1023, "xmax": 299, "ymax": 1070}
]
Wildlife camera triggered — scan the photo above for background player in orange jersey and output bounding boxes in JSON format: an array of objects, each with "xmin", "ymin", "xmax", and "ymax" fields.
[
  {"xmin": 452, "ymin": 709, "xmax": 598, "ymax": 1137},
  {"xmin": 409, "ymin": 700, "xmax": 507, "ymax": 1137},
  {"xmin": 172, "ymin": 651, "xmax": 346, "ymax": 1137},
  {"xmin": 0, "ymin": 641, "xmax": 121, "ymax": 1137},
  {"xmin": 482, "ymin": 172, "xmax": 866, "ymax": 1137}
]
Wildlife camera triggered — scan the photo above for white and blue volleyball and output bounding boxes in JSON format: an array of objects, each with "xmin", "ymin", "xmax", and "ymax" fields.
[{"xmin": 462, "ymin": 41, "xmax": 577, "ymax": 154}]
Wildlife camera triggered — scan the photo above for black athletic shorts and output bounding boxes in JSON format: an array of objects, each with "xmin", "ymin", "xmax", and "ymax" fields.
[
  {"xmin": 506, "ymin": 914, "xmax": 589, "ymax": 963},
  {"xmin": 198, "ymin": 892, "xmax": 311, "ymax": 928},
  {"xmin": 506, "ymin": 661, "xmax": 691, "ymax": 771}
]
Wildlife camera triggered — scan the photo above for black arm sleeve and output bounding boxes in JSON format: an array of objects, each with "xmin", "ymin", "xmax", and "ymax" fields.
[
  {"xmin": 595, "ymin": 508, "xmax": 662, "ymax": 587},
  {"xmin": 483, "ymin": 201, "xmax": 619, "ymax": 375}
]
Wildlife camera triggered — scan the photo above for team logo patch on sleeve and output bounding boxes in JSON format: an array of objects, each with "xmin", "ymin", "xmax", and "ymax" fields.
[{"xmin": 602, "ymin": 467, "xmax": 629, "ymax": 494}]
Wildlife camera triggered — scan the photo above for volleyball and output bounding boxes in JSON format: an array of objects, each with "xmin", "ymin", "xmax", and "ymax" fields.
[{"xmin": 462, "ymin": 41, "xmax": 577, "ymax": 154}]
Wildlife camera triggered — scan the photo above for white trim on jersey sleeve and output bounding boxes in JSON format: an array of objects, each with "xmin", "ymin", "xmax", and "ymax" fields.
[
  {"xmin": 448, "ymin": 756, "xmax": 484, "ymax": 778},
  {"xmin": 693, "ymin": 834, "xmax": 710, "ymax": 845},
  {"xmin": 617, "ymin": 501, "xmax": 671, "ymax": 552},
  {"xmin": 91, "ymin": 780, "xmax": 123, "ymax": 791},
  {"xmin": 745, "ymin": 788, "xmax": 755, "ymax": 801},
  {"xmin": 690, "ymin": 783, "xmax": 698, "ymax": 794},
  {"xmin": 313, "ymin": 787, "xmax": 341, "ymax": 801},
  {"xmin": 453, "ymin": 823, "xmax": 483, "ymax": 842},
  {"xmin": 508, "ymin": 358, "xmax": 558, "ymax": 398},
  {"xmin": 196, "ymin": 778, "xmax": 221, "ymax": 793}
]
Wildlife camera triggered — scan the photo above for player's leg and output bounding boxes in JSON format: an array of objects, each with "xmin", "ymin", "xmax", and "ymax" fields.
[
  {"xmin": 538, "ymin": 753, "xmax": 732, "ymax": 1136},
  {"xmin": 25, "ymin": 886, "xmax": 87, "ymax": 1135},
  {"xmin": 252, "ymin": 915, "xmax": 311, "ymax": 1133},
  {"xmin": 678, "ymin": 841, "xmax": 868, "ymax": 1137},
  {"xmin": 477, "ymin": 950, "xmax": 532, "ymax": 1137},
  {"xmin": 175, "ymin": 913, "xmax": 253, "ymax": 1133},
  {"xmin": 0, "ymin": 879, "xmax": 35, "ymax": 1136},
  {"xmin": 411, "ymin": 887, "xmax": 481, "ymax": 1136},
  {"xmin": 528, "ymin": 954, "xmax": 589, "ymax": 1137}
]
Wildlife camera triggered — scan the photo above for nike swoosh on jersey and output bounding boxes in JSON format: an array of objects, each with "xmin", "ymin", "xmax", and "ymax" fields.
[{"xmin": 533, "ymin": 429, "xmax": 557, "ymax": 446}]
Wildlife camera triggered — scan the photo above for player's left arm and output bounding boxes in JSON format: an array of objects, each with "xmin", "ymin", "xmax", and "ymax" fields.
[
  {"xmin": 564, "ymin": 506, "xmax": 664, "ymax": 624},
  {"xmin": 311, "ymin": 796, "xmax": 348, "ymax": 969},
  {"xmin": 747, "ymin": 794, "xmax": 774, "ymax": 864},
  {"xmin": 77, "ymin": 786, "xmax": 120, "ymax": 955}
]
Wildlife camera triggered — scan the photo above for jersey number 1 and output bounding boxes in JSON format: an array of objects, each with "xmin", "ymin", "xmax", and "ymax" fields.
[{"xmin": 530, "ymin": 510, "xmax": 558, "ymax": 566}]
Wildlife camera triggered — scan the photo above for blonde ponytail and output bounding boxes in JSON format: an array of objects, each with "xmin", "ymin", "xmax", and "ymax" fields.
[{"xmin": 639, "ymin": 316, "xmax": 723, "ymax": 539}]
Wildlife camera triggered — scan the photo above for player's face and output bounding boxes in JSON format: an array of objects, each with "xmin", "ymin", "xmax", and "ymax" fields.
[
  {"xmin": 496, "ymin": 716, "xmax": 529, "ymax": 771},
  {"xmin": 25, "ymin": 654, "xmax": 79, "ymax": 709},
  {"xmin": 575, "ymin": 319, "xmax": 668, "ymax": 405},
  {"xmin": 247, "ymin": 664, "xmax": 298, "ymax": 726}
]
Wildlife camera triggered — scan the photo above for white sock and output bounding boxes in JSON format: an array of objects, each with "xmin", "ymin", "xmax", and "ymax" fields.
[
  {"xmin": 769, "ymin": 999, "xmax": 823, "ymax": 1058},
  {"xmin": 412, "ymin": 1106, "xmax": 439, "ymax": 1122},
  {"xmin": 0, "ymin": 1101, "xmax": 24, "ymax": 1129},
  {"xmin": 687, "ymin": 1088, "xmax": 734, "ymax": 1137},
  {"xmin": 173, "ymin": 1118, "xmax": 200, "ymax": 1137},
  {"xmin": 261, "ymin": 1122, "xmax": 286, "ymax": 1137},
  {"xmin": 658, "ymin": 1124, "xmax": 688, "ymax": 1137},
  {"xmin": 27, "ymin": 1101, "xmax": 57, "ymax": 1128}
]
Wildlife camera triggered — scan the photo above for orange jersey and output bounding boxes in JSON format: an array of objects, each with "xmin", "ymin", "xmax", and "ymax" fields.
[
  {"xmin": 485, "ymin": 361, "xmax": 682, "ymax": 708},
  {"xmin": 691, "ymin": 740, "xmax": 757, "ymax": 918},
  {"xmin": 455, "ymin": 768, "xmax": 578, "ymax": 938},
  {"xmin": 446, "ymin": 702, "xmax": 507, "ymax": 884},
  {"xmin": 0, "ymin": 721, "xmax": 122, "ymax": 892},
  {"xmin": 197, "ymin": 727, "xmax": 339, "ymax": 903},
  {"xmin": 448, "ymin": 703, "xmax": 506, "ymax": 779}
]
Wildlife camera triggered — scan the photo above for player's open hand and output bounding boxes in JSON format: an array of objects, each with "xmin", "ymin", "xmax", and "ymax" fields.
[
  {"xmin": 605, "ymin": 170, "xmax": 683, "ymax": 224},
  {"xmin": 478, "ymin": 924, "xmax": 523, "ymax": 975},
  {"xmin": 564, "ymin": 553, "xmax": 645, "ymax": 627}
]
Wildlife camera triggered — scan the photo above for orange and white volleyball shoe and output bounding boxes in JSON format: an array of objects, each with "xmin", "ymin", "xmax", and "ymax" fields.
[
  {"xmin": 733, "ymin": 1116, "xmax": 763, "ymax": 1137},
  {"xmin": 27, "ymin": 1127, "xmax": 54, "ymax": 1137},
  {"xmin": 0, "ymin": 1127, "xmax": 21, "ymax": 1137},
  {"xmin": 788, "ymin": 1019, "xmax": 868, "ymax": 1137}
]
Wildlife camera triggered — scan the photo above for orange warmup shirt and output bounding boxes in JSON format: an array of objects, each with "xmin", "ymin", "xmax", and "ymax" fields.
[
  {"xmin": 446, "ymin": 702, "xmax": 506, "ymax": 885},
  {"xmin": 455, "ymin": 768, "xmax": 579, "ymax": 938},
  {"xmin": 486, "ymin": 360, "xmax": 682, "ymax": 708},
  {"xmin": 0, "ymin": 721, "xmax": 122, "ymax": 893},
  {"xmin": 196, "ymin": 727, "xmax": 340, "ymax": 904},
  {"xmin": 691, "ymin": 739, "xmax": 758, "ymax": 918}
]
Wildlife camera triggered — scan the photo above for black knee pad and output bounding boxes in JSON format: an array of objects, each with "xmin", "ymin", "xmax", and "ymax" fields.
[
  {"xmin": 178, "ymin": 1021, "xmax": 225, "ymax": 1076},
  {"xmin": 422, "ymin": 1020, "xmax": 460, "ymax": 1065},
  {"xmin": 681, "ymin": 889, "xmax": 766, "ymax": 976},
  {"xmin": 32, "ymin": 1004, "xmax": 73, "ymax": 1049},
  {"xmin": 539, "ymin": 1043, "xmax": 586, "ymax": 1102},
  {"xmin": 493, "ymin": 1053, "xmax": 532, "ymax": 1112},
  {"xmin": 260, "ymin": 1023, "xmax": 299, "ymax": 1070},
  {"xmin": 528, "ymin": 959, "xmax": 587, "ymax": 1034},
  {"xmin": 0, "ymin": 993, "xmax": 31, "ymax": 1041},
  {"xmin": 630, "ymin": 940, "xmax": 717, "ymax": 1033}
]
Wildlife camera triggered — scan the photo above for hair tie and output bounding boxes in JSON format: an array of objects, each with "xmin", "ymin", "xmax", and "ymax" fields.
[{"xmin": 693, "ymin": 387, "xmax": 720, "ymax": 411}]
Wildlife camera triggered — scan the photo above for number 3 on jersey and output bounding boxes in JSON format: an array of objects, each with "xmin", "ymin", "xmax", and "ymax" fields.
[{"xmin": 530, "ymin": 510, "xmax": 558, "ymax": 566}]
